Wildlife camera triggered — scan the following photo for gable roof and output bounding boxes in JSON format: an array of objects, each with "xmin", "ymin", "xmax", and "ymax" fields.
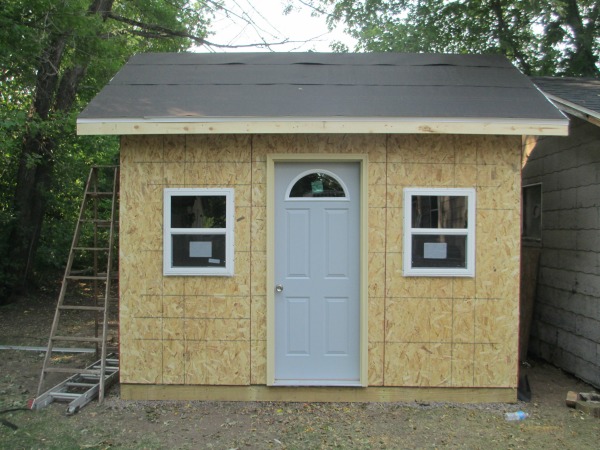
[
  {"xmin": 77, "ymin": 52, "xmax": 567, "ymax": 136},
  {"xmin": 532, "ymin": 77, "xmax": 600, "ymax": 127}
]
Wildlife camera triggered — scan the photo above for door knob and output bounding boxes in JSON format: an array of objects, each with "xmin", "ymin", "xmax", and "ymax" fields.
[{"xmin": 275, "ymin": 284, "xmax": 284, "ymax": 293}]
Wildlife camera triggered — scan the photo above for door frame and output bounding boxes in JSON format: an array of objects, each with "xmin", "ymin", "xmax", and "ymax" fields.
[{"xmin": 266, "ymin": 154, "xmax": 369, "ymax": 387}]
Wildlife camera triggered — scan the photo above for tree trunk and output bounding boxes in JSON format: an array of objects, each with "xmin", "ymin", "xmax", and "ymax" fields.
[
  {"xmin": 1, "ymin": 48, "xmax": 87, "ymax": 302},
  {"xmin": 563, "ymin": 0, "xmax": 599, "ymax": 76}
]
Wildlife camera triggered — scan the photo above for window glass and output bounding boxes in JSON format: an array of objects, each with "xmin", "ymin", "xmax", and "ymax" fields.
[
  {"xmin": 411, "ymin": 235, "xmax": 467, "ymax": 268},
  {"xmin": 289, "ymin": 172, "xmax": 346, "ymax": 198},
  {"xmin": 172, "ymin": 234, "xmax": 226, "ymax": 268},
  {"xmin": 171, "ymin": 196, "xmax": 226, "ymax": 228},
  {"xmin": 523, "ymin": 184, "xmax": 542, "ymax": 241},
  {"xmin": 411, "ymin": 196, "xmax": 468, "ymax": 228}
]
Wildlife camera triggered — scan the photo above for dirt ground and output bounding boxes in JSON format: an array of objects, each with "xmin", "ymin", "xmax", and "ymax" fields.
[{"xmin": 1, "ymin": 292, "xmax": 599, "ymax": 449}]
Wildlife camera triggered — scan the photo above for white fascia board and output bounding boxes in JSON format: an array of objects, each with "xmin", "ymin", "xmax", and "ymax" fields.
[
  {"xmin": 77, "ymin": 116, "xmax": 569, "ymax": 136},
  {"xmin": 544, "ymin": 94, "xmax": 600, "ymax": 128}
]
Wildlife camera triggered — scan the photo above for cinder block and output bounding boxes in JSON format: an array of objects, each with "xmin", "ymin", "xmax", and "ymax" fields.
[
  {"xmin": 556, "ymin": 350, "xmax": 600, "ymax": 388},
  {"xmin": 576, "ymin": 230, "xmax": 600, "ymax": 252},
  {"xmin": 539, "ymin": 267, "xmax": 577, "ymax": 292},
  {"xmin": 559, "ymin": 209, "xmax": 580, "ymax": 230},
  {"xmin": 532, "ymin": 320, "xmax": 559, "ymax": 346},
  {"xmin": 539, "ymin": 304, "xmax": 576, "ymax": 334},
  {"xmin": 575, "ymin": 207, "xmax": 599, "ymax": 230},
  {"xmin": 543, "ymin": 210, "xmax": 561, "ymax": 230},
  {"xmin": 575, "ymin": 272, "xmax": 600, "ymax": 298},
  {"xmin": 560, "ymin": 188, "xmax": 578, "ymax": 209},
  {"xmin": 559, "ymin": 249, "xmax": 598, "ymax": 275},
  {"xmin": 576, "ymin": 316, "xmax": 600, "ymax": 342},
  {"xmin": 559, "ymin": 165, "xmax": 597, "ymax": 190},
  {"xmin": 542, "ymin": 190, "xmax": 562, "ymax": 212},
  {"xmin": 544, "ymin": 230, "xmax": 577, "ymax": 250},
  {"xmin": 576, "ymin": 399, "xmax": 600, "ymax": 418},
  {"xmin": 556, "ymin": 148, "xmax": 582, "ymax": 171},
  {"xmin": 576, "ymin": 184, "xmax": 600, "ymax": 208},
  {"xmin": 557, "ymin": 331, "xmax": 597, "ymax": 363},
  {"xmin": 539, "ymin": 249, "xmax": 560, "ymax": 269}
]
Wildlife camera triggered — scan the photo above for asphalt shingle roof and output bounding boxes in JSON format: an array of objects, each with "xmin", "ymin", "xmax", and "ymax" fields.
[
  {"xmin": 77, "ymin": 52, "xmax": 567, "ymax": 135},
  {"xmin": 532, "ymin": 77, "xmax": 600, "ymax": 116}
]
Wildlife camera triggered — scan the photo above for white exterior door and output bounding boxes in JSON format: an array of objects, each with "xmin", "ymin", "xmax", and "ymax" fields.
[{"xmin": 274, "ymin": 162, "xmax": 360, "ymax": 386}]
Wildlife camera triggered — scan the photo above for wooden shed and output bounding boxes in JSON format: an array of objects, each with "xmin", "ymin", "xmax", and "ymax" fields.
[{"xmin": 77, "ymin": 52, "xmax": 567, "ymax": 403}]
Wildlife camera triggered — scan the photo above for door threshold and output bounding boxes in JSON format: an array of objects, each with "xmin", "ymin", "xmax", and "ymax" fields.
[{"xmin": 273, "ymin": 380, "xmax": 363, "ymax": 387}]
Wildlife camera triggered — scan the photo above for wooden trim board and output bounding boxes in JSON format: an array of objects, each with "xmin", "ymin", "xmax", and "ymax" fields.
[
  {"xmin": 121, "ymin": 384, "xmax": 517, "ymax": 403},
  {"xmin": 77, "ymin": 118, "xmax": 568, "ymax": 136},
  {"xmin": 266, "ymin": 154, "xmax": 369, "ymax": 387}
]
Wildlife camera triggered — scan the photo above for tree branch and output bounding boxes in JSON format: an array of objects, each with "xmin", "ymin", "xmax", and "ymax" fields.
[
  {"xmin": 106, "ymin": 12, "xmax": 207, "ymax": 45},
  {"xmin": 105, "ymin": 10, "xmax": 301, "ymax": 49}
]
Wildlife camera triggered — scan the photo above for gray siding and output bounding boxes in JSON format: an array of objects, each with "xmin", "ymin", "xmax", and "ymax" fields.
[{"xmin": 523, "ymin": 115, "xmax": 600, "ymax": 388}]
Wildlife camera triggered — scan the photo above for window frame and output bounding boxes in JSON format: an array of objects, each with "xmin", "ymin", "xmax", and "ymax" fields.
[
  {"xmin": 403, "ymin": 187, "xmax": 476, "ymax": 277},
  {"xmin": 522, "ymin": 183, "xmax": 542, "ymax": 243},
  {"xmin": 163, "ymin": 188, "xmax": 234, "ymax": 276},
  {"xmin": 285, "ymin": 169, "xmax": 350, "ymax": 201}
]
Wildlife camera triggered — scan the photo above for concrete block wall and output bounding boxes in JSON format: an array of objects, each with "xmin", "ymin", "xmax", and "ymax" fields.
[{"xmin": 523, "ymin": 115, "xmax": 600, "ymax": 388}]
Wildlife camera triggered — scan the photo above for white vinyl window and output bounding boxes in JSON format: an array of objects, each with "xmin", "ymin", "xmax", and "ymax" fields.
[
  {"xmin": 164, "ymin": 188, "xmax": 234, "ymax": 276},
  {"xmin": 403, "ymin": 188, "xmax": 475, "ymax": 277}
]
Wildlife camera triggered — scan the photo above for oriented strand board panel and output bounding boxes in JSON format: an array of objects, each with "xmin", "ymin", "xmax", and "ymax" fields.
[
  {"xmin": 120, "ymin": 135, "xmax": 253, "ymax": 386},
  {"xmin": 383, "ymin": 135, "xmax": 521, "ymax": 388},
  {"xmin": 120, "ymin": 133, "xmax": 521, "ymax": 393}
]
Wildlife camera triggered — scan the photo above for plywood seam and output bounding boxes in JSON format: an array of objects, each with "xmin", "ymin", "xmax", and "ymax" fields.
[
  {"xmin": 249, "ymin": 134, "xmax": 254, "ymax": 386},
  {"xmin": 382, "ymin": 135, "xmax": 389, "ymax": 387},
  {"xmin": 450, "ymin": 297, "xmax": 455, "ymax": 384}
]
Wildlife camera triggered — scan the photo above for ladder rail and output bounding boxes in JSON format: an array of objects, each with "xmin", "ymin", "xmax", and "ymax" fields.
[{"xmin": 99, "ymin": 166, "xmax": 119, "ymax": 403}]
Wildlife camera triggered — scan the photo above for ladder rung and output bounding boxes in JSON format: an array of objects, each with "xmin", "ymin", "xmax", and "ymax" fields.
[
  {"xmin": 52, "ymin": 336, "xmax": 104, "ymax": 343},
  {"xmin": 86, "ymin": 192, "xmax": 114, "ymax": 197},
  {"xmin": 91, "ymin": 363, "xmax": 119, "ymax": 371},
  {"xmin": 51, "ymin": 393, "xmax": 82, "ymax": 400},
  {"xmin": 79, "ymin": 219, "xmax": 112, "ymax": 226},
  {"xmin": 67, "ymin": 382, "xmax": 97, "ymax": 387},
  {"xmin": 59, "ymin": 305, "xmax": 105, "ymax": 312},
  {"xmin": 44, "ymin": 367, "xmax": 102, "ymax": 375},
  {"xmin": 65, "ymin": 275, "xmax": 107, "ymax": 281}
]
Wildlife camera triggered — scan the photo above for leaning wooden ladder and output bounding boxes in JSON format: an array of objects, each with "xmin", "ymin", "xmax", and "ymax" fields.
[{"xmin": 31, "ymin": 166, "xmax": 120, "ymax": 414}]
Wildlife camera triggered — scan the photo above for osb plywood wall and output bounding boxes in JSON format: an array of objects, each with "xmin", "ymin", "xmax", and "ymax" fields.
[{"xmin": 119, "ymin": 134, "xmax": 521, "ymax": 388}]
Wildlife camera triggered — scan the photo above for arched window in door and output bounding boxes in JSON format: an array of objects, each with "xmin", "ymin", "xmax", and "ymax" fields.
[{"xmin": 286, "ymin": 170, "xmax": 349, "ymax": 199}]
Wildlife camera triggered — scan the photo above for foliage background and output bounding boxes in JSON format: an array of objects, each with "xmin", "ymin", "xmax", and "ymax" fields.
[
  {"xmin": 0, "ymin": 0, "xmax": 216, "ymax": 300},
  {"xmin": 302, "ymin": 0, "xmax": 599, "ymax": 76}
]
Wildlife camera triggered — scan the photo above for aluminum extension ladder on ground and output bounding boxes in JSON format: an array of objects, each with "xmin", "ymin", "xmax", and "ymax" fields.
[
  {"xmin": 31, "ymin": 166, "xmax": 120, "ymax": 414},
  {"xmin": 30, "ymin": 355, "xmax": 119, "ymax": 415}
]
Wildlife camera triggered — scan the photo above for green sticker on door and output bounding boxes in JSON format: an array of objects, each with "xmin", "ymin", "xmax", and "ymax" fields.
[{"xmin": 311, "ymin": 180, "xmax": 323, "ymax": 194}]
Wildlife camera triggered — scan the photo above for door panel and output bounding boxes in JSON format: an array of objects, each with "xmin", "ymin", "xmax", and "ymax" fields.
[
  {"xmin": 325, "ymin": 297, "xmax": 349, "ymax": 355},
  {"xmin": 274, "ymin": 162, "xmax": 360, "ymax": 385},
  {"xmin": 286, "ymin": 297, "xmax": 310, "ymax": 355},
  {"xmin": 286, "ymin": 209, "xmax": 310, "ymax": 278},
  {"xmin": 325, "ymin": 209, "xmax": 349, "ymax": 277}
]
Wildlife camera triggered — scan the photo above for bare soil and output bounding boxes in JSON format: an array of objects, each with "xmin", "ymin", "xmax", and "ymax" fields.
[{"xmin": 1, "ymin": 292, "xmax": 599, "ymax": 449}]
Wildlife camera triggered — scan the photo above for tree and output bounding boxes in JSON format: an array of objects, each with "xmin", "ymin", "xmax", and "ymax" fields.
[
  {"xmin": 297, "ymin": 0, "xmax": 599, "ymax": 76},
  {"xmin": 0, "ymin": 0, "xmax": 290, "ymax": 303}
]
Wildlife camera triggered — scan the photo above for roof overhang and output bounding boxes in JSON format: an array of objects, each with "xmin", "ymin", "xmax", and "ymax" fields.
[
  {"xmin": 77, "ymin": 116, "xmax": 568, "ymax": 136},
  {"xmin": 543, "ymin": 93, "xmax": 600, "ymax": 128}
]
